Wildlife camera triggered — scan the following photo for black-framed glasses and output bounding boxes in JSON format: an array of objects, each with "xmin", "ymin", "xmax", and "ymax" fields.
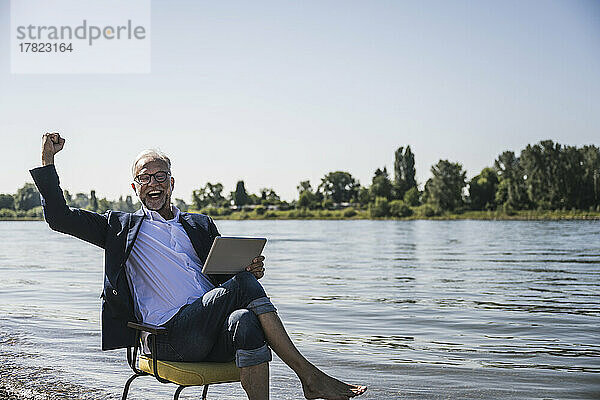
[{"xmin": 134, "ymin": 171, "xmax": 170, "ymax": 185}]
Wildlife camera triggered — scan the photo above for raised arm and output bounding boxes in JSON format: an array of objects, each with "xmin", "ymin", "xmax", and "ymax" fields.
[{"xmin": 30, "ymin": 132, "xmax": 109, "ymax": 248}]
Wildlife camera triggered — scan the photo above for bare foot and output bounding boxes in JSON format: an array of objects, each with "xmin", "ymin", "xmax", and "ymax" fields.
[{"xmin": 301, "ymin": 368, "xmax": 367, "ymax": 400}]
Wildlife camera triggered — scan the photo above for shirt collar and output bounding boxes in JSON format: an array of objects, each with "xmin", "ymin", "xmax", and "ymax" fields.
[{"xmin": 141, "ymin": 204, "xmax": 180, "ymax": 223}]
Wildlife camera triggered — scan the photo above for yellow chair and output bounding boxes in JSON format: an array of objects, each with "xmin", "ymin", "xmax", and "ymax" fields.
[{"xmin": 122, "ymin": 322, "xmax": 241, "ymax": 400}]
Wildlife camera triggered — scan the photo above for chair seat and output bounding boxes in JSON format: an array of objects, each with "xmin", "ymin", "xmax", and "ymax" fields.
[{"xmin": 139, "ymin": 356, "xmax": 241, "ymax": 386}]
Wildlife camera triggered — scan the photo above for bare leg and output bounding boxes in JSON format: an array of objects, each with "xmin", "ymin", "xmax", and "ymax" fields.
[
  {"xmin": 240, "ymin": 362, "xmax": 269, "ymax": 400},
  {"xmin": 257, "ymin": 311, "xmax": 367, "ymax": 400}
]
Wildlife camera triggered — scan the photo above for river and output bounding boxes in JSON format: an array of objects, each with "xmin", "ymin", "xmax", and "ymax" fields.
[{"xmin": 0, "ymin": 220, "xmax": 599, "ymax": 399}]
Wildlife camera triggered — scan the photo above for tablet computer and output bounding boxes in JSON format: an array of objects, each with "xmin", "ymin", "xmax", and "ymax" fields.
[{"xmin": 201, "ymin": 236, "xmax": 267, "ymax": 275}]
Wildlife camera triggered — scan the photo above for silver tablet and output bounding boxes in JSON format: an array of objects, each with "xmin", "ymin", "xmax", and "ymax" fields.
[{"xmin": 201, "ymin": 236, "xmax": 267, "ymax": 275}]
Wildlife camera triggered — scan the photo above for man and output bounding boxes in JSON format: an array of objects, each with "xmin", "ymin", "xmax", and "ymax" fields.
[{"xmin": 30, "ymin": 132, "xmax": 367, "ymax": 400}]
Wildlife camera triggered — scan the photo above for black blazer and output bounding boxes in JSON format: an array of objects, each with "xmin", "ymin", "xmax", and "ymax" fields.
[{"xmin": 30, "ymin": 165, "xmax": 232, "ymax": 350}]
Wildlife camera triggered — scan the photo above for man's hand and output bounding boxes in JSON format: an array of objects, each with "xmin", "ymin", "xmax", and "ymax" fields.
[
  {"xmin": 246, "ymin": 255, "xmax": 265, "ymax": 279},
  {"xmin": 41, "ymin": 132, "xmax": 65, "ymax": 166}
]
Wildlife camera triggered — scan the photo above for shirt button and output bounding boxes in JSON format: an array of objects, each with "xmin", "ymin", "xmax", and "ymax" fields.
[{"xmin": 112, "ymin": 289, "xmax": 118, "ymax": 296}]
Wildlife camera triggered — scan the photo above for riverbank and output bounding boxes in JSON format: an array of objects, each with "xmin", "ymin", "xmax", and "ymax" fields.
[
  {"xmin": 206, "ymin": 209, "xmax": 600, "ymax": 220},
  {"xmin": 2, "ymin": 209, "xmax": 599, "ymax": 221},
  {"xmin": 0, "ymin": 360, "xmax": 106, "ymax": 400}
]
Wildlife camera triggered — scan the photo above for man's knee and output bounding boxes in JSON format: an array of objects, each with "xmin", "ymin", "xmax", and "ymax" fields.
[
  {"xmin": 233, "ymin": 271, "xmax": 266, "ymax": 296},
  {"xmin": 229, "ymin": 272, "xmax": 277, "ymax": 315},
  {"xmin": 227, "ymin": 309, "xmax": 272, "ymax": 368},
  {"xmin": 228, "ymin": 309, "xmax": 265, "ymax": 349}
]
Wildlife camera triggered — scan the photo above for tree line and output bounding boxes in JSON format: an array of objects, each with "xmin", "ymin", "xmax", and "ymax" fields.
[
  {"xmin": 1, "ymin": 139, "xmax": 598, "ymax": 219},
  {"xmin": 0, "ymin": 187, "xmax": 146, "ymax": 218}
]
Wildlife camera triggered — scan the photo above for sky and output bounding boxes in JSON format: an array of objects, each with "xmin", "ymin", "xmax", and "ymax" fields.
[{"xmin": 1, "ymin": 0, "xmax": 599, "ymax": 202}]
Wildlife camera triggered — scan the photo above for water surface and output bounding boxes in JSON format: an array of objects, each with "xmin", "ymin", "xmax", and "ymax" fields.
[{"xmin": 1, "ymin": 220, "xmax": 599, "ymax": 399}]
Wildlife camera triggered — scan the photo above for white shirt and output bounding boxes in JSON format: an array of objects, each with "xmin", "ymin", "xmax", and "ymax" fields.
[{"xmin": 125, "ymin": 205, "xmax": 215, "ymax": 326}]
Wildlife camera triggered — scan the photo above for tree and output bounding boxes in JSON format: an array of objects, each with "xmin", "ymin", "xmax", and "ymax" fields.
[
  {"xmin": 369, "ymin": 197, "xmax": 390, "ymax": 217},
  {"xmin": 63, "ymin": 190, "xmax": 73, "ymax": 206},
  {"xmin": 175, "ymin": 198, "xmax": 188, "ymax": 212},
  {"xmin": 390, "ymin": 200, "xmax": 413, "ymax": 217},
  {"xmin": 559, "ymin": 144, "xmax": 586, "ymax": 209},
  {"xmin": 322, "ymin": 197, "xmax": 334, "ymax": 210},
  {"xmin": 72, "ymin": 193, "xmax": 90, "ymax": 209},
  {"xmin": 370, "ymin": 167, "xmax": 393, "ymax": 200},
  {"xmin": 357, "ymin": 187, "xmax": 370, "ymax": 208},
  {"xmin": 233, "ymin": 180, "xmax": 249, "ymax": 207},
  {"xmin": 425, "ymin": 160, "xmax": 466, "ymax": 211},
  {"xmin": 519, "ymin": 140, "xmax": 567, "ymax": 209},
  {"xmin": 107, "ymin": 195, "xmax": 136, "ymax": 212},
  {"xmin": 318, "ymin": 171, "xmax": 359, "ymax": 204},
  {"xmin": 125, "ymin": 195, "xmax": 136, "ymax": 212},
  {"xmin": 259, "ymin": 188, "xmax": 280, "ymax": 205},
  {"xmin": 297, "ymin": 191, "xmax": 316, "ymax": 209},
  {"xmin": 393, "ymin": 146, "xmax": 417, "ymax": 199},
  {"xmin": 296, "ymin": 180, "xmax": 316, "ymax": 209},
  {"xmin": 206, "ymin": 183, "xmax": 226, "ymax": 206},
  {"xmin": 89, "ymin": 190, "xmax": 98, "ymax": 212},
  {"xmin": 581, "ymin": 145, "xmax": 600, "ymax": 208},
  {"xmin": 403, "ymin": 187, "xmax": 420, "ymax": 207},
  {"xmin": 97, "ymin": 198, "xmax": 112, "ymax": 213},
  {"xmin": 297, "ymin": 180, "xmax": 312, "ymax": 194},
  {"xmin": 468, "ymin": 167, "xmax": 499, "ymax": 210},
  {"xmin": 192, "ymin": 188, "xmax": 208, "ymax": 209},
  {"xmin": 192, "ymin": 182, "xmax": 226, "ymax": 209},
  {"xmin": 516, "ymin": 140, "xmax": 600, "ymax": 210},
  {"xmin": 0, "ymin": 194, "xmax": 14, "ymax": 210},
  {"xmin": 278, "ymin": 200, "xmax": 291, "ymax": 211},
  {"xmin": 248, "ymin": 193, "xmax": 261, "ymax": 205},
  {"xmin": 494, "ymin": 151, "xmax": 528, "ymax": 209},
  {"xmin": 115, "ymin": 196, "xmax": 124, "ymax": 211},
  {"xmin": 14, "ymin": 183, "xmax": 41, "ymax": 211}
]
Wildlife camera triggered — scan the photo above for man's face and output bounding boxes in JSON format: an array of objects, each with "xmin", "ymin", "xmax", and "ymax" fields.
[{"xmin": 131, "ymin": 158, "xmax": 175, "ymax": 212}]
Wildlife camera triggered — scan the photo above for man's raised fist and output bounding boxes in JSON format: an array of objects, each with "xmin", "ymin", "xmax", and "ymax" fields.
[{"xmin": 41, "ymin": 132, "xmax": 66, "ymax": 166}]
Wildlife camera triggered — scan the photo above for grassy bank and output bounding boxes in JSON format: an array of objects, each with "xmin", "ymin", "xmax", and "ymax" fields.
[
  {"xmin": 191, "ymin": 208, "xmax": 600, "ymax": 221},
  {"xmin": 2, "ymin": 208, "xmax": 599, "ymax": 222}
]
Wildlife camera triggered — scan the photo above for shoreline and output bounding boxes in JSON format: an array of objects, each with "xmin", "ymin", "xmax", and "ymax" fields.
[{"xmin": 2, "ymin": 210, "xmax": 599, "ymax": 222}]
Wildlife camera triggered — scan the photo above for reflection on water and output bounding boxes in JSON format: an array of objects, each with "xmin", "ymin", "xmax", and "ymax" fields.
[{"xmin": 1, "ymin": 220, "xmax": 599, "ymax": 399}]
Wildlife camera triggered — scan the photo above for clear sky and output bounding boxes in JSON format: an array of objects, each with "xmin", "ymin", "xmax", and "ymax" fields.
[{"xmin": 1, "ymin": 0, "xmax": 599, "ymax": 202}]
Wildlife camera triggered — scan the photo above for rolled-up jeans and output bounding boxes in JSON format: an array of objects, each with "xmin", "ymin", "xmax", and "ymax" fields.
[{"xmin": 149, "ymin": 271, "xmax": 277, "ymax": 368}]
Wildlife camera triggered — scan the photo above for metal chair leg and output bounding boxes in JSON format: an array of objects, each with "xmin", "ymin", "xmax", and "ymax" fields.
[
  {"xmin": 122, "ymin": 373, "xmax": 144, "ymax": 400},
  {"xmin": 174, "ymin": 385, "xmax": 186, "ymax": 400},
  {"xmin": 173, "ymin": 384, "xmax": 210, "ymax": 399}
]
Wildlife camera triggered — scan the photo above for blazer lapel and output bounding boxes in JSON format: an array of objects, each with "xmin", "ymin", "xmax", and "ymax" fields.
[
  {"xmin": 179, "ymin": 213, "xmax": 211, "ymax": 264},
  {"xmin": 125, "ymin": 208, "xmax": 145, "ymax": 262},
  {"xmin": 106, "ymin": 209, "xmax": 145, "ymax": 289}
]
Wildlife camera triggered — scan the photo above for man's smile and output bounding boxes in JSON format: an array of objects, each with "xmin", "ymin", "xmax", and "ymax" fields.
[{"xmin": 147, "ymin": 190, "xmax": 163, "ymax": 199}]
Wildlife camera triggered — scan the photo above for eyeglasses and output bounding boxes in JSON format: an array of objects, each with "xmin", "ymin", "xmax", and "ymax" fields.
[{"xmin": 134, "ymin": 171, "xmax": 170, "ymax": 185}]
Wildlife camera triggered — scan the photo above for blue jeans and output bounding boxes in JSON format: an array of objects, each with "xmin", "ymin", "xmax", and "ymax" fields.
[{"xmin": 150, "ymin": 271, "xmax": 276, "ymax": 368}]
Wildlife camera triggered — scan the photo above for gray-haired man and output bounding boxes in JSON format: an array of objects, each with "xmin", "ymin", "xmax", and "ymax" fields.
[{"xmin": 31, "ymin": 132, "xmax": 367, "ymax": 400}]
